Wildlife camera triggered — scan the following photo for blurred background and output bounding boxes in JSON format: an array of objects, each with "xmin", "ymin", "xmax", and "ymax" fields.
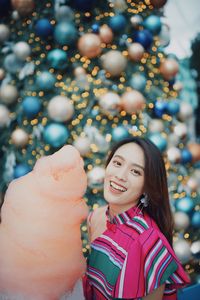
[{"xmin": 0, "ymin": 0, "xmax": 200, "ymax": 298}]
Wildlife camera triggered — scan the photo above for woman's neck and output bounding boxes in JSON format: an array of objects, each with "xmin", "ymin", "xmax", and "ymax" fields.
[{"xmin": 108, "ymin": 203, "xmax": 138, "ymax": 220}]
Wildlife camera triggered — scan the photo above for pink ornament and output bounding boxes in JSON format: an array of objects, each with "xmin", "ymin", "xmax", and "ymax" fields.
[
  {"xmin": 11, "ymin": 0, "xmax": 35, "ymax": 16},
  {"xmin": 160, "ymin": 58, "xmax": 179, "ymax": 80},
  {"xmin": 128, "ymin": 43, "xmax": 144, "ymax": 62},
  {"xmin": 121, "ymin": 90, "xmax": 145, "ymax": 113},
  {"xmin": 99, "ymin": 24, "xmax": 113, "ymax": 44},
  {"xmin": 78, "ymin": 33, "xmax": 102, "ymax": 58}
]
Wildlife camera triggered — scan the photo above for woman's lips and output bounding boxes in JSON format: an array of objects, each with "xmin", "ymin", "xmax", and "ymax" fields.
[{"xmin": 108, "ymin": 180, "xmax": 127, "ymax": 194}]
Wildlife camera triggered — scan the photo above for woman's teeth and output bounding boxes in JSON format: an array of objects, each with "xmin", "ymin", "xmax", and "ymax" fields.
[{"xmin": 110, "ymin": 181, "xmax": 127, "ymax": 192}]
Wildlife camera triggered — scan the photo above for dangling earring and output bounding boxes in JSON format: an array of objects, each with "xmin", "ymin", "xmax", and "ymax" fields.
[
  {"xmin": 140, "ymin": 194, "xmax": 149, "ymax": 207},
  {"xmin": 136, "ymin": 194, "xmax": 149, "ymax": 215}
]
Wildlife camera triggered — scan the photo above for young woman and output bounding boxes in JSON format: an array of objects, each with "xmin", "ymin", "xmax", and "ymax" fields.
[{"xmin": 83, "ymin": 137, "xmax": 190, "ymax": 300}]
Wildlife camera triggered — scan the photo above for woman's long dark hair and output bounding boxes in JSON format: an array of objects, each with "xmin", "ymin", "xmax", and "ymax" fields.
[{"xmin": 106, "ymin": 137, "xmax": 174, "ymax": 246}]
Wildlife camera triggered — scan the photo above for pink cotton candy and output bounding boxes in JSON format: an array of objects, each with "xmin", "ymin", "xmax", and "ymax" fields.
[{"xmin": 0, "ymin": 145, "xmax": 88, "ymax": 299}]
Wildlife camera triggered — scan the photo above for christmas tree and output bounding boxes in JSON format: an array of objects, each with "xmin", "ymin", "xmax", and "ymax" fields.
[{"xmin": 0, "ymin": 0, "xmax": 199, "ymax": 284}]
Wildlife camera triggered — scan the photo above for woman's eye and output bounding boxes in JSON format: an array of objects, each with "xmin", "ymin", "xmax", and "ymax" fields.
[
  {"xmin": 131, "ymin": 169, "xmax": 141, "ymax": 176},
  {"xmin": 113, "ymin": 160, "xmax": 121, "ymax": 166}
]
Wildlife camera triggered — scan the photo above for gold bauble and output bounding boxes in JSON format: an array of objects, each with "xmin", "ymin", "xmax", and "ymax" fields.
[
  {"xmin": 160, "ymin": 58, "xmax": 179, "ymax": 80},
  {"xmin": 99, "ymin": 25, "xmax": 113, "ymax": 44},
  {"xmin": 11, "ymin": 128, "xmax": 29, "ymax": 147},
  {"xmin": 121, "ymin": 90, "xmax": 145, "ymax": 113},
  {"xmin": 11, "ymin": 0, "xmax": 35, "ymax": 16},
  {"xmin": 187, "ymin": 143, "xmax": 200, "ymax": 162},
  {"xmin": 128, "ymin": 43, "xmax": 144, "ymax": 62},
  {"xmin": 78, "ymin": 33, "xmax": 102, "ymax": 58},
  {"xmin": 101, "ymin": 50, "xmax": 127, "ymax": 77}
]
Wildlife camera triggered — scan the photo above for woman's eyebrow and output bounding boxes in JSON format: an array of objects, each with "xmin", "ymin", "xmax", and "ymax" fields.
[{"xmin": 113, "ymin": 154, "xmax": 144, "ymax": 170}]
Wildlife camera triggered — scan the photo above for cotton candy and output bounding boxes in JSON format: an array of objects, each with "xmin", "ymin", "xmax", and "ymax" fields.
[{"xmin": 0, "ymin": 145, "xmax": 88, "ymax": 299}]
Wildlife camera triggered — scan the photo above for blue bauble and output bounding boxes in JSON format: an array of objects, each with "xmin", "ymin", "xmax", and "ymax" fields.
[
  {"xmin": 92, "ymin": 23, "xmax": 100, "ymax": 33},
  {"xmin": 4, "ymin": 53, "xmax": 24, "ymax": 74},
  {"xmin": 47, "ymin": 49, "xmax": 68, "ymax": 70},
  {"xmin": 36, "ymin": 71, "xmax": 56, "ymax": 91},
  {"xmin": 154, "ymin": 101, "xmax": 167, "ymax": 118},
  {"xmin": 149, "ymin": 133, "xmax": 167, "ymax": 152},
  {"xmin": 35, "ymin": 19, "xmax": 53, "ymax": 38},
  {"xmin": 72, "ymin": 0, "xmax": 95, "ymax": 11},
  {"xmin": 109, "ymin": 14, "xmax": 127, "ymax": 33},
  {"xmin": 144, "ymin": 15, "xmax": 162, "ymax": 35},
  {"xmin": 14, "ymin": 164, "xmax": 31, "ymax": 179},
  {"xmin": 54, "ymin": 22, "xmax": 78, "ymax": 46},
  {"xmin": 176, "ymin": 197, "xmax": 194, "ymax": 214},
  {"xmin": 167, "ymin": 101, "xmax": 180, "ymax": 115},
  {"xmin": 43, "ymin": 123, "xmax": 69, "ymax": 147},
  {"xmin": 22, "ymin": 96, "xmax": 41, "ymax": 118},
  {"xmin": 181, "ymin": 149, "xmax": 192, "ymax": 164},
  {"xmin": 130, "ymin": 74, "xmax": 147, "ymax": 91},
  {"xmin": 191, "ymin": 211, "xmax": 200, "ymax": 228},
  {"xmin": 112, "ymin": 126, "xmax": 129, "ymax": 142},
  {"xmin": 0, "ymin": 0, "xmax": 11, "ymax": 17},
  {"xmin": 133, "ymin": 29, "xmax": 153, "ymax": 49}
]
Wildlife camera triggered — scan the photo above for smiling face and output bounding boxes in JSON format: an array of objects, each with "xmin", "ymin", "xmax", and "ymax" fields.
[{"xmin": 104, "ymin": 142, "xmax": 145, "ymax": 214}]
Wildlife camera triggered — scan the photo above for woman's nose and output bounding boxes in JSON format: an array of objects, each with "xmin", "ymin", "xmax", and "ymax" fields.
[{"xmin": 115, "ymin": 167, "xmax": 128, "ymax": 182}]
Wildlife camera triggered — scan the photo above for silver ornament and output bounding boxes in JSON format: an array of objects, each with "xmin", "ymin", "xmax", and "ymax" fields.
[
  {"xmin": 0, "ymin": 84, "xmax": 18, "ymax": 105},
  {"xmin": 0, "ymin": 104, "xmax": 10, "ymax": 127},
  {"xmin": 0, "ymin": 24, "xmax": 10, "ymax": 43},
  {"xmin": 11, "ymin": 128, "xmax": 29, "ymax": 147},
  {"xmin": 191, "ymin": 241, "xmax": 200, "ymax": 259},
  {"xmin": 99, "ymin": 92, "xmax": 121, "ymax": 115},
  {"xmin": 13, "ymin": 41, "xmax": 31, "ymax": 61},
  {"xmin": 174, "ymin": 211, "xmax": 190, "ymax": 230},
  {"xmin": 4, "ymin": 53, "xmax": 24, "ymax": 74},
  {"xmin": 47, "ymin": 96, "xmax": 74, "ymax": 122},
  {"xmin": 87, "ymin": 166, "xmax": 105, "ymax": 190},
  {"xmin": 167, "ymin": 147, "xmax": 181, "ymax": 163},
  {"xmin": 73, "ymin": 136, "xmax": 91, "ymax": 156},
  {"xmin": 173, "ymin": 239, "xmax": 192, "ymax": 264},
  {"xmin": 130, "ymin": 15, "xmax": 143, "ymax": 28},
  {"xmin": 55, "ymin": 5, "xmax": 74, "ymax": 22}
]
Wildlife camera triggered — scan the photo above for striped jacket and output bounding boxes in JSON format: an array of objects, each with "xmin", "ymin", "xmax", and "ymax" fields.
[{"xmin": 83, "ymin": 205, "xmax": 190, "ymax": 299}]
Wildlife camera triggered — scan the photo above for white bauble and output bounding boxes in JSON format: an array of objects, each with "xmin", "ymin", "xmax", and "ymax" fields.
[
  {"xmin": 173, "ymin": 122, "xmax": 187, "ymax": 138},
  {"xmin": 99, "ymin": 92, "xmax": 121, "ymax": 115},
  {"xmin": 173, "ymin": 239, "xmax": 192, "ymax": 264},
  {"xmin": 0, "ymin": 104, "xmax": 10, "ymax": 127},
  {"xmin": 167, "ymin": 133, "xmax": 180, "ymax": 147},
  {"xmin": 47, "ymin": 96, "xmax": 74, "ymax": 122},
  {"xmin": 101, "ymin": 50, "xmax": 127, "ymax": 76},
  {"xmin": 0, "ymin": 84, "xmax": 18, "ymax": 105},
  {"xmin": 191, "ymin": 241, "xmax": 200, "ymax": 259},
  {"xmin": 73, "ymin": 136, "xmax": 91, "ymax": 156},
  {"xmin": 187, "ymin": 177, "xmax": 198, "ymax": 191},
  {"xmin": 0, "ymin": 24, "xmax": 10, "ymax": 43},
  {"xmin": 11, "ymin": 128, "xmax": 29, "ymax": 147},
  {"xmin": 13, "ymin": 41, "xmax": 31, "ymax": 61},
  {"xmin": 130, "ymin": 15, "xmax": 143, "ymax": 28},
  {"xmin": 167, "ymin": 147, "xmax": 181, "ymax": 163},
  {"xmin": 178, "ymin": 102, "xmax": 193, "ymax": 121},
  {"xmin": 148, "ymin": 119, "xmax": 164, "ymax": 133},
  {"xmin": 174, "ymin": 211, "xmax": 190, "ymax": 230},
  {"xmin": 0, "ymin": 68, "xmax": 5, "ymax": 80},
  {"xmin": 87, "ymin": 166, "xmax": 105, "ymax": 190}
]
